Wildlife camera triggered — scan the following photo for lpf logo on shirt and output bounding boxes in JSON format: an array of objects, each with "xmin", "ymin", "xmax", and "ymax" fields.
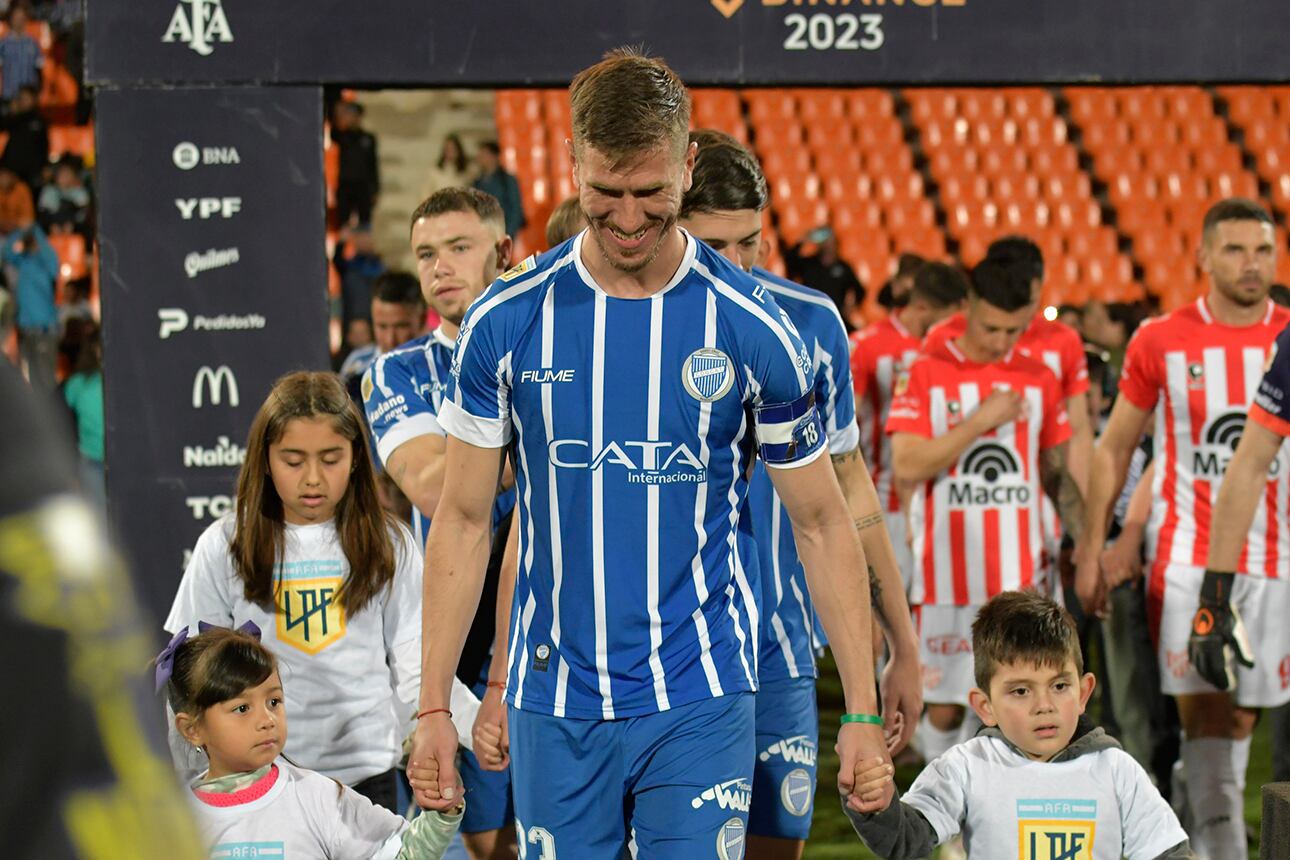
[
  {"xmin": 1016, "ymin": 798, "xmax": 1096, "ymax": 860},
  {"xmin": 275, "ymin": 561, "xmax": 347, "ymax": 655}
]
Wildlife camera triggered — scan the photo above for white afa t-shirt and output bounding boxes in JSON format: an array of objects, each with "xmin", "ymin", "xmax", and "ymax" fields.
[
  {"xmin": 904, "ymin": 735, "xmax": 1187, "ymax": 860},
  {"xmin": 189, "ymin": 759, "xmax": 407, "ymax": 860},
  {"xmin": 167, "ymin": 517, "xmax": 423, "ymax": 785}
]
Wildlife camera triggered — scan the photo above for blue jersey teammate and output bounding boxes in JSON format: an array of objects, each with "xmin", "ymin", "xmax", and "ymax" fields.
[
  {"xmin": 362, "ymin": 187, "xmax": 518, "ymax": 859},
  {"xmin": 409, "ymin": 51, "xmax": 891, "ymax": 858},
  {"xmin": 678, "ymin": 130, "xmax": 922, "ymax": 858}
]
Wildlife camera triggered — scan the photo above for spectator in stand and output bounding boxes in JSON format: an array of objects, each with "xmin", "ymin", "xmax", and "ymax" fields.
[
  {"xmin": 784, "ymin": 225, "xmax": 865, "ymax": 328},
  {"xmin": 7, "ymin": 222, "xmax": 58, "ymax": 391},
  {"xmin": 0, "ymin": 5, "xmax": 42, "ymax": 103},
  {"xmin": 332, "ymin": 100, "xmax": 379, "ymax": 227},
  {"xmin": 0, "ymin": 162, "xmax": 33, "ymax": 233},
  {"xmin": 423, "ymin": 134, "xmax": 473, "ymax": 198},
  {"xmin": 1082, "ymin": 300, "xmax": 1147, "ymax": 373},
  {"xmin": 332, "ymin": 222, "xmax": 385, "ymax": 337},
  {"xmin": 471, "ymin": 141, "xmax": 525, "ymax": 238},
  {"xmin": 339, "ymin": 270, "xmax": 427, "ymax": 394},
  {"xmin": 544, "ymin": 194, "xmax": 585, "ymax": 248},
  {"xmin": 1, "ymin": 83, "xmax": 44, "ymax": 190},
  {"xmin": 1057, "ymin": 303, "xmax": 1084, "ymax": 335},
  {"xmin": 62, "ymin": 321, "xmax": 103, "ymax": 511},
  {"xmin": 876, "ymin": 252, "xmax": 924, "ymax": 310},
  {"xmin": 38, "ymin": 156, "xmax": 89, "ymax": 238}
]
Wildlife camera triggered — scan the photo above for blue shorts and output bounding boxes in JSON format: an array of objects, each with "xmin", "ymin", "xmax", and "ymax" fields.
[
  {"xmin": 459, "ymin": 676, "xmax": 514, "ymax": 834},
  {"xmin": 749, "ymin": 675, "xmax": 818, "ymax": 840},
  {"xmin": 508, "ymin": 693, "xmax": 755, "ymax": 860}
]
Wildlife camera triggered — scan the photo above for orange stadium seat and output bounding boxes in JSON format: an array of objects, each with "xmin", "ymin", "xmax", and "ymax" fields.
[
  {"xmin": 49, "ymin": 232, "xmax": 87, "ymax": 284},
  {"xmin": 48, "ymin": 124, "xmax": 94, "ymax": 161}
]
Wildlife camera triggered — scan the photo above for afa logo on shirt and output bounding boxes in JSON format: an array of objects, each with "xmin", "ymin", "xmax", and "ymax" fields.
[
  {"xmin": 1016, "ymin": 798, "xmax": 1096, "ymax": 860},
  {"xmin": 275, "ymin": 561, "xmax": 347, "ymax": 654}
]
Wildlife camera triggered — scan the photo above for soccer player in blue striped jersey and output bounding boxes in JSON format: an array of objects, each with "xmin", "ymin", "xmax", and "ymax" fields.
[
  {"xmin": 362, "ymin": 187, "xmax": 518, "ymax": 859},
  {"xmin": 409, "ymin": 52, "xmax": 892, "ymax": 858},
  {"xmin": 680, "ymin": 129, "xmax": 922, "ymax": 859}
]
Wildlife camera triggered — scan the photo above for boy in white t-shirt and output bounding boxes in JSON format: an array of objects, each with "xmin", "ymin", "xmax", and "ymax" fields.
[{"xmin": 845, "ymin": 590, "xmax": 1195, "ymax": 859}]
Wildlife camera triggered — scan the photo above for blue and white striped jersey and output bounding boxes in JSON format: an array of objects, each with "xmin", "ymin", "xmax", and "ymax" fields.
[
  {"xmin": 741, "ymin": 269, "xmax": 859, "ymax": 680},
  {"xmin": 361, "ymin": 328, "xmax": 514, "ymax": 543},
  {"xmin": 441, "ymin": 231, "xmax": 827, "ymax": 720}
]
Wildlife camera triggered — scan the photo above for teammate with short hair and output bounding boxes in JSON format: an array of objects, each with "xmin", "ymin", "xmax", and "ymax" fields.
[
  {"xmin": 361, "ymin": 187, "xmax": 518, "ymax": 859},
  {"xmin": 1077, "ymin": 198, "xmax": 1289, "ymax": 859},
  {"xmin": 888, "ymin": 259, "xmax": 1084, "ymax": 767},
  {"xmin": 409, "ymin": 50, "xmax": 888, "ymax": 858},
  {"xmin": 544, "ymin": 194, "xmax": 585, "ymax": 248},
  {"xmin": 679, "ymin": 128, "xmax": 922, "ymax": 859},
  {"xmin": 852, "ymin": 262, "xmax": 969, "ymax": 592},
  {"xmin": 339, "ymin": 271, "xmax": 429, "ymax": 390}
]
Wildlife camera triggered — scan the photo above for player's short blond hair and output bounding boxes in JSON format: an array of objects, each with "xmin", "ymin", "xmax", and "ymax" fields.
[
  {"xmin": 545, "ymin": 195, "xmax": 586, "ymax": 248},
  {"xmin": 569, "ymin": 47, "xmax": 691, "ymax": 164}
]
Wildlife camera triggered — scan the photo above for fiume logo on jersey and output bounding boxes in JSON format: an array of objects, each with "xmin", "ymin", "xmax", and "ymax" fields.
[
  {"xmin": 780, "ymin": 769, "xmax": 813, "ymax": 817},
  {"xmin": 691, "ymin": 778, "xmax": 751, "ymax": 812},
  {"xmin": 1194, "ymin": 410, "xmax": 1283, "ymax": 478},
  {"xmin": 548, "ymin": 439, "xmax": 707, "ymax": 485},
  {"xmin": 683, "ymin": 348, "xmax": 735, "ymax": 402},
  {"xmin": 758, "ymin": 735, "xmax": 817, "ymax": 766},
  {"xmin": 162, "ymin": 0, "xmax": 233, "ymax": 56},
  {"xmin": 947, "ymin": 442, "xmax": 1031, "ymax": 507}
]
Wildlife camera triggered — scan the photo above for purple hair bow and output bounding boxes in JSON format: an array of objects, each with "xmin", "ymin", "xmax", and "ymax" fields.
[{"xmin": 153, "ymin": 620, "xmax": 263, "ymax": 692}]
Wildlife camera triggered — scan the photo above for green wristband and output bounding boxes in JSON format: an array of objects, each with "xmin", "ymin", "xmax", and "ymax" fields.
[{"xmin": 840, "ymin": 713, "xmax": 884, "ymax": 726}]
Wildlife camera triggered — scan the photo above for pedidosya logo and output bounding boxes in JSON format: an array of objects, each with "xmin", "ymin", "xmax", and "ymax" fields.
[
  {"xmin": 683, "ymin": 348, "xmax": 735, "ymax": 402},
  {"xmin": 948, "ymin": 441, "xmax": 1030, "ymax": 506},
  {"xmin": 1193, "ymin": 410, "xmax": 1282, "ymax": 478}
]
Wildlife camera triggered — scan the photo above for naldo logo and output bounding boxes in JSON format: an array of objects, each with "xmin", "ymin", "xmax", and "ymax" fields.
[
  {"xmin": 947, "ymin": 441, "xmax": 1031, "ymax": 507},
  {"xmin": 162, "ymin": 0, "xmax": 233, "ymax": 56}
]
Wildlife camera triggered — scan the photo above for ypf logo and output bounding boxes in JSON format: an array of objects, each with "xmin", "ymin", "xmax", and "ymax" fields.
[
  {"xmin": 948, "ymin": 442, "xmax": 1030, "ymax": 507},
  {"xmin": 162, "ymin": 0, "xmax": 233, "ymax": 56},
  {"xmin": 192, "ymin": 365, "xmax": 239, "ymax": 408},
  {"xmin": 682, "ymin": 348, "xmax": 734, "ymax": 402}
]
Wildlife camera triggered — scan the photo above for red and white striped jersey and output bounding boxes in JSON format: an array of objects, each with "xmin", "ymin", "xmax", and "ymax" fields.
[
  {"xmin": 887, "ymin": 338, "xmax": 1070, "ymax": 606},
  {"xmin": 924, "ymin": 313, "xmax": 1090, "ymax": 399},
  {"xmin": 1119, "ymin": 298, "xmax": 1290, "ymax": 578},
  {"xmin": 852, "ymin": 313, "xmax": 921, "ymax": 513}
]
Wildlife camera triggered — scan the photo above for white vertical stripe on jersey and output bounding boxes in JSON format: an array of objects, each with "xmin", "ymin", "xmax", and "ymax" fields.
[
  {"xmin": 767, "ymin": 491, "xmax": 800, "ymax": 677},
  {"xmin": 453, "ymin": 268, "xmax": 557, "ymax": 410},
  {"xmin": 1164, "ymin": 353, "xmax": 1197, "ymax": 565},
  {"xmin": 645, "ymin": 295, "xmax": 671, "ymax": 711},
  {"xmin": 929, "ymin": 386, "xmax": 953, "ymax": 605},
  {"xmin": 510, "ymin": 404, "xmax": 537, "ymax": 710},
  {"xmin": 1197, "ymin": 347, "xmax": 1230, "ymax": 565},
  {"xmin": 591, "ymin": 292, "xmax": 614, "ymax": 719},
  {"xmin": 1243, "ymin": 346, "xmax": 1271, "ymax": 569},
  {"xmin": 814, "ymin": 341, "xmax": 839, "ymax": 438},
  {"xmin": 1021, "ymin": 385, "xmax": 1044, "ymax": 590},
  {"xmin": 687, "ymin": 289, "xmax": 725, "ymax": 698},
  {"xmin": 702, "ymin": 271, "xmax": 810, "ymax": 393},
  {"xmin": 427, "ymin": 344, "xmax": 445, "ymax": 412},
  {"xmin": 1041, "ymin": 351, "xmax": 1062, "ymax": 381},
  {"xmin": 539, "ymin": 285, "xmax": 569, "ymax": 716},
  {"xmin": 959, "ymin": 382, "xmax": 987, "ymax": 606},
  {"xmin": 723, "ymin": 408, "xmax": 760, "ymax": 688}
]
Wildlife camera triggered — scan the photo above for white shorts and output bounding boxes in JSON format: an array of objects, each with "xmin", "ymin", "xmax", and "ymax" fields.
[
  {"xmin": 915, "ymin": 603, "xmax": 980, "ymax": 707},
  {"xmin": 884, "ymin": 509, "xmax": 915, "ymax": 596},
  {"xmin": 1151, "ymin": 562, "xmax": 1290, "ymax": 708}
]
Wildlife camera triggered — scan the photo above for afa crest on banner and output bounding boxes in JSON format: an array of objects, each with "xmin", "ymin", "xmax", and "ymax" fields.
[{"xmin": 275, "ymin": 560, "xmax": 346, "ymax": 655}]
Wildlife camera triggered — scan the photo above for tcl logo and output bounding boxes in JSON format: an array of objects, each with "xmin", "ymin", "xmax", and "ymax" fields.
[
  {"xmin": 175, "ymin": 197, "xmax": 242, "ymax": 219},
  {"xmin": 185, "ymin": 495, "xmax": 232, "ymax": 520}
]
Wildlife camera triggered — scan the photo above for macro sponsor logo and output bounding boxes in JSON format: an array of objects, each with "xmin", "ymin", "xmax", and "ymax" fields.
[
  {"xmin": 758, "ymin": 735, "xmax": 817, "ymax": 766},
  {"xmin": 172, "ymin": 141, "xmax": 241, "ymax": 170},
  {"xmin": 183, "ymin": 435, "xmax": 246, "ymax": 468},
  {"xmin": 175, "ymin": 197, "xmax": 242, "ymax": 219},
  {"xmin": 185, "ymin": 494, "xmax": 233, "ymax": 520},
  {"xmin": 690, "ymin": 778, "xmax": 752, "ymax": 813},
  {"xmin": 185, "ymin": 247, "xmax": 240, "ymax": 278},
  {"xmin": 946, "ymin": 442, "xmax": 1031, "ymax": 507},
  {"xmin": 548, "ymin": 438, "xmax": 707, "ymax": 484},
  {"xmin": 1191, "ymin": 411, "xmax": 1283, "ymax": 479},
  {"xmin": 192, "ymin": 365, "xmax": 239, "ymax": 408},
  {"xmin": 162, "ymin": 0, "xmax": 233, "ymax": 56}
]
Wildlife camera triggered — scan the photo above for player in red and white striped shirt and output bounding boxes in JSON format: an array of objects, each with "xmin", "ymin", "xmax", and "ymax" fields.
[
  {"xmin": 852, "ymin": 262, "xmax": 968, "ymax": 592},
  {"xmin": 887, "ymin": 259, "xmax": 1083, "ymax": 765},
  {"xmin": 1077, "ymin": 199, "xmax": 1288, "ymax": 860}
]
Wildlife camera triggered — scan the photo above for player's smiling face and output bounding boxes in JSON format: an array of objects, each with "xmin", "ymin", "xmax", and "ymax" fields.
[
  {"xmin": 267, "ymin": 416, "xmax": 354, "ymax": 526},
  {"xmin": 412, "ymin": 210, "xmax": 508, "ymax": 327},
  {"xmin": 678, "ymin": 207, "xmax": 763, "ymax": 273},
  {"xmin": 575, "ymin": 140, "xmax": 696, "ymax": 274},
  {"xmin": 969, "ymin": 659, "xmax": 1095, "ymax": 762},
  {"xmin": 1202, "ymin": 218, "xmax": 1276, "ymax": 308}
]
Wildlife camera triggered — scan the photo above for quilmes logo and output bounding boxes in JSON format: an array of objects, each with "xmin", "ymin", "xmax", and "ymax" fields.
[
  {"xmin": 158, "ymin": 308, "xmax": 266, "ymax": 339},
  {"xmin": 172, "ymin": 141, "xmax": 241, "ymax": 171},
  {"xmin": 162, "ymin": 0, "xmax": 233, "ymax": 56},
  {"xmin": 682, "ymin": 347, "xmax": 735, "ymax": 402},
  {"xmin": 185, "ymin": 247, "xmax": 240, "ymax": 278},
  {"xmin": 947, "ymin": 442, "xmax": 1031, "ymax": 507},
  {"xmin": 690, "ymin": 778, "xmax": 751, "ymax": 813},
  {"xmin": 548, "ymin": 438, "xmax": 707, "ymax": 485},
  {"xmin": 758, "ymin": 735, "xmax": 817, "ymax": 766},
  {"xmin": 192, "ymin": 365, "xmax": 239, "ymax": 408},
  {"xmin": 183, "ymin": 435, "xmax": 246, "ymax": 469}
]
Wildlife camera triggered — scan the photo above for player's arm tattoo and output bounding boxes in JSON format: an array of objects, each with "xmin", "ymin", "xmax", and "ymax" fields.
[
  {"xmin": 1041, "ymin": 444, "xmax": 1084, "ymax": 543},
  {"xmin": 831, "ymin": 446, "xmax": 861, "ymax": 466},
  {"xmin": 855, "ymin": 512, "xmax": 884, "ymax": 532},
  {"xmin": 867, "ymin": 564, "xmax": 887, "ymax": 626}
]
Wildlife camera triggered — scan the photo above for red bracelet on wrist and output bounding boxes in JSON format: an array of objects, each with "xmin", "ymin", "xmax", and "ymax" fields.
[
  {"xmin": 486, "ymin": 681, "xmax": 506, "ymax": 691},
  {"xmin": 416, "ymin": 708, "xmax": 452, "ymax": 720}
]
